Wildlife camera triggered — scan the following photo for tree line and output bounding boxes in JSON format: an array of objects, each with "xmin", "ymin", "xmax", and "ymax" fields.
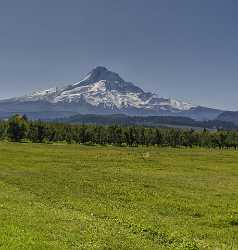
[{"xmin": 0, "ymin": 114, "xmax": 238, "ymax": 149}]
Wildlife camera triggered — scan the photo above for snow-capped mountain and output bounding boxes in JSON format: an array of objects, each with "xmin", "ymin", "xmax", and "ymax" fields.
[
  {"xmin": 12, "ymin": 66, "xmax": 194, "ymax": 111},
  {"xmin": 0, "ymin": 66, "xmax": 223, "ymax": 120}
]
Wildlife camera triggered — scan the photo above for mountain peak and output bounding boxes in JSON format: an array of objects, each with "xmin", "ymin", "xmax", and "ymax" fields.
[
  {"xmin": 4, "ymin": 66, "xmax": 200, "ymax": 117},
  {"xmin": 92, "ymin": 66, "xmax": 109, "ymax": 73},
  {"xmin": 83, "ymin": 66, "xmax": 124, "ymax": 84}
]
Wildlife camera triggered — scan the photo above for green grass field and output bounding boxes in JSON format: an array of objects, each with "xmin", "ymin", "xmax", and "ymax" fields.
[{"xmin": 0, "ymin": 143, "xmax": 237, "ymax": 249}]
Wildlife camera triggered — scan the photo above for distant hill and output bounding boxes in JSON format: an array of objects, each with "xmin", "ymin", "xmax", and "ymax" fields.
[
  {"xmin": 217, "ymin": 111, "xmax": 238, "ymax": 125},
  {"xmin": 57, "ymin": 113, "xmax": 238, "ymax": 130},
  {"xmin": 0, "ymin": 111, "xmax": 77, "ymax": 121}
]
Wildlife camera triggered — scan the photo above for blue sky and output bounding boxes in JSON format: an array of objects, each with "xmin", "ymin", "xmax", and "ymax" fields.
[{"xmin": 0, "ymin": 0, "xmax": 238, "ymax": 110}]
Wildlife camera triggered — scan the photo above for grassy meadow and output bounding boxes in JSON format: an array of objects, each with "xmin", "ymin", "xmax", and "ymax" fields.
[{"xmin": 0, "ymin": 142, "xmax": 237, "ymax": 249}]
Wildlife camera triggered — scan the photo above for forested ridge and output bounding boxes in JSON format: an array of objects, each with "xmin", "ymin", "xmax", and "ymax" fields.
[
  {"xmin": 1, "ymin": 114, "xmax": 238, "ymax": 149},
  {"xmin": 57, "ymin": 113, "xmax": 237, "ymax": 130}
]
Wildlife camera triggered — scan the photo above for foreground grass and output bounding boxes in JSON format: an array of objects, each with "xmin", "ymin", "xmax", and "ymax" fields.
[{"xmin": 0, "ymin": 143, "xmax": 237, "ymax": 249}]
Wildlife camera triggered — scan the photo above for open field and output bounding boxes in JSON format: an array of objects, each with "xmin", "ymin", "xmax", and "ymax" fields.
[{"xmin": 0, "ymin": 143, "xmax": 237, "ymax": 249}]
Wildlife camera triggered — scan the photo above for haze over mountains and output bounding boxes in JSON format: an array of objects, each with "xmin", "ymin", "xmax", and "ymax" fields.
[{"xmin": 0, "ymin": 66, "xmax": 227, "ymax": 122}]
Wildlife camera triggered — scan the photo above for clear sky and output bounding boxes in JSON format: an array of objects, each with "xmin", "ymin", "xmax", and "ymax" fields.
[{"xmin": 0, "ymin": 0, "xmax": 237, "ymax": 110}]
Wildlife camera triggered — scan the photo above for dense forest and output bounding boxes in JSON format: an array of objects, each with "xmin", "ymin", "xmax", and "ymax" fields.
[{"xmin": 1, "ymin": 114, "xmax": 238, "ymax": 149}]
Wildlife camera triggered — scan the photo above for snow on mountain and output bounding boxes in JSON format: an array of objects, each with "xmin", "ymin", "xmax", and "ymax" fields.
[{"xmin": 13, "ymin": 66, "xmax": 195, "ymax": 112}]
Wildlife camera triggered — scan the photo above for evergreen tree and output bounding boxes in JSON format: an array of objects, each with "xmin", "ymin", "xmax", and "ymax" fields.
[{"xmin": 7, "ymin": 115, "xmax": 29, "ymax": 142}]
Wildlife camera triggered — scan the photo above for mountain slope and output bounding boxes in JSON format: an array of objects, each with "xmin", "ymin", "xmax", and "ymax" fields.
[
  {"xmin": 217, "ymin": 111, "xmax": 238, "ymax": 125},
  {"xmin": 0, "ymin": 66, "xmax": 223, "ymax": 120}
]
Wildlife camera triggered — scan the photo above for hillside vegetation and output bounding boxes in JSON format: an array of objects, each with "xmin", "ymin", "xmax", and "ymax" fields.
[
  {"xmin": 0, "ymin": 143, "xmax": 237, "ymax": 249},
  {"xmin": 57, "ymin": 113, "xmax": 237, "ymax": 130}
]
